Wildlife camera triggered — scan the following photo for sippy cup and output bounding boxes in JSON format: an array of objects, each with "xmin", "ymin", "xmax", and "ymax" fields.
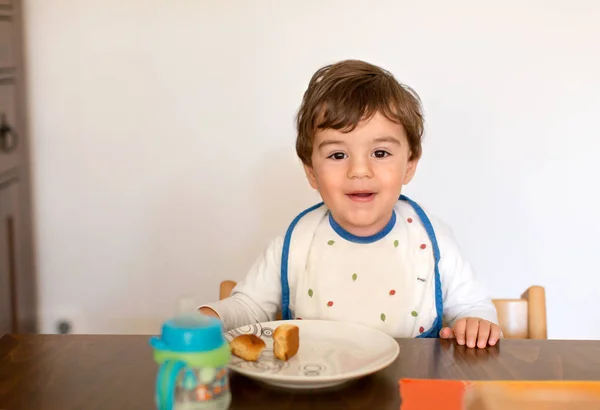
[{"xmin": 150, "ymin": 312, "xmax": 231, "ymax": 410}]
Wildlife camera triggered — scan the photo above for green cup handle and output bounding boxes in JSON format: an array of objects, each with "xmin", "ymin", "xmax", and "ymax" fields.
[{"xmin": 156, "ymin": 359, "xmax": 186, "ymax": 410}]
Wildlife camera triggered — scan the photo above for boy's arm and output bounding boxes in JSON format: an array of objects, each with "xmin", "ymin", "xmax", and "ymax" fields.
[
  {"xmin": 434, "ymin": 219, "xmax": 498, "ymax": 327},
  {"xmin": 199, "ymin": 236, "xmax": 283, "ymax": 331}
]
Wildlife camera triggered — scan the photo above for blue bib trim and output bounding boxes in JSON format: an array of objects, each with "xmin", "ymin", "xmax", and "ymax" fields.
[
  {"xmin": 279, "ymin": 195, "xmax": 443, "ymax": 338},
  {"xmin": 328, "ymin": 210, "xmax": 397, "ymax": 244},
  {"xmin": 399, "ymin": 195, "xmax": 443, "ymax": 338},
  {"xmin": 280, "ymin": 201, "xmax": 324, "ymax": 321}
]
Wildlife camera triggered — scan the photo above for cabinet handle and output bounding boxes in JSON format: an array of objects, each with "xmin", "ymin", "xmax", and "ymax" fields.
[{"xmin": 0, "ymin": 112, "xmax": 18, "ymax": 153}]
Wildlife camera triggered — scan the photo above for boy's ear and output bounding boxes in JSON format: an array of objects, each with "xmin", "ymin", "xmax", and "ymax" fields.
[
  {"xmin": 403, "ymin": 158, "xmax": 419, "ymax": 185},
  {"xmin": 303, "ymin": 164, "xmax": 319, "ymax": 190}
]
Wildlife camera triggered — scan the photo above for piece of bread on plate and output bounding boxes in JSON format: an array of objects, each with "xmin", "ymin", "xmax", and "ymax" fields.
[
  {"xmin": 229, "ymin": 334, "xmax": 266, "ymax": 361},
  {"xmin": 273, "ymin": 323, "xmax": 299, "ymax": 361}
]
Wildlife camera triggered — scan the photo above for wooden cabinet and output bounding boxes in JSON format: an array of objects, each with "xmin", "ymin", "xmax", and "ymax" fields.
[
  {"xmin": 0, "ymin": 0, "xmax": 37, "ymax": 335},
  {"xmin": 0, "ymin": 181, "xmax": 16, "ymax": 333}
]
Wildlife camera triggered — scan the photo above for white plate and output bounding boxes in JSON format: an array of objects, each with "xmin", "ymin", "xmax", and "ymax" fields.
[{"xmin": 224, "ymin": 320, "xmax": 399, "ymax": 389}]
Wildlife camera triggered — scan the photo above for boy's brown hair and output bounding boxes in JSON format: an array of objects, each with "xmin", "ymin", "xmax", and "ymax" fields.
[{"xmin": 295, "ymin": 59, "xmax": 424, "ymax": 167}]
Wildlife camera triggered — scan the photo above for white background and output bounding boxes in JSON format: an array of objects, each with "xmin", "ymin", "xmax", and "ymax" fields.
[{"xmin": 23, "ymin": 0, "xmax": 600, "ymax": 338}]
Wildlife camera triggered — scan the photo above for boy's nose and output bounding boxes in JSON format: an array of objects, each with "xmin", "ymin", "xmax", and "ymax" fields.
[{"xmin": 347, "ymin": 158, "xmax": 373, "ymax": 179}]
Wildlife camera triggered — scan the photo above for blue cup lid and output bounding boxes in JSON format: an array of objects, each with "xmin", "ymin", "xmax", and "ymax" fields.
[{"xmin": 150, "ymin": 312, "xmax": 226, "ymax": 353}]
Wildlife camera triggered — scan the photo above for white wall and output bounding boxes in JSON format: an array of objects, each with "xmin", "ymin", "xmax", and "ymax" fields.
[{"xmin": 23, "ymin": 0, "xmax": 600, "ymax": 338}]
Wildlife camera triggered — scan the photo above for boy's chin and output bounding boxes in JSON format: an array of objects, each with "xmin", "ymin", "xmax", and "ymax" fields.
[{"xmin": 341, "ymin": 215, "xmax": 391, "ymax": 236}]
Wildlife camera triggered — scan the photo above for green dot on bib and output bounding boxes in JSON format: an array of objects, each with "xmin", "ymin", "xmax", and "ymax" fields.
[
  {"xmin": 308, "ymin": 289, "xmax": 313, "ymax": 297},
  {"xmin": 411, "ymin": 310, "xmax": 418, "ymax": 317},
  {"xmin": 352, "ymin": 273, "xmax": 357, "ymax": 281},
  {"xmin": 327, "ymin": 240, "xmax": 335, "ymax": 246},
  {"xmin": 381, "ymin": 313, "xmax": 386, "ymax": 322},
  {"xmin": 393, "ymin": 240, "xmax": 399, "ymax": 248}
]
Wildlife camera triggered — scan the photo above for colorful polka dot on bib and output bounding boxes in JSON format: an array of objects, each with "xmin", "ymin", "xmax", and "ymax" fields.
[
  {"xmin": 420, "ymin": 244, "xmax": 427, "ymax": 250},
  {"xmin": 327, "ymin": 301, "xmax": 334, "ymax": 307},
  {"xmin": 411, "ymin": 310, "xmax": 418, "ymax": 317},
  {"xmin": 419, "ymin": 326, "xmax": 425, "ymax": 333},
  {"xmin": 352, "ymin": 273, "xmax": 358, "ymax": 281},
  {"xmin": 380, "ymin": 313, "xmax": 386, "ymax": 322},
  {"xmin": 393, "ymin": 240, "xmax": 399, "ymax": 248},
  {"xmin": 327, "ymin": 240, "xmax": 335, "ymax": 246},
  {"xmin": 308, "ymin": 289, "xmax": 313, "ymax": 297},
  {"xmin": 407, "ymin": 217, "xmax": 413, "ymax": 223}
]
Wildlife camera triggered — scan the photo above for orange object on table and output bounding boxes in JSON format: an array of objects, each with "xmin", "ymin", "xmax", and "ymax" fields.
[
  {"xmin": 399, "ymin": 378, "xmax": 600, "ymax": 410},
  {"xmin": 400, "ymin": 379, "xmax": 468, "ymax": 410}
]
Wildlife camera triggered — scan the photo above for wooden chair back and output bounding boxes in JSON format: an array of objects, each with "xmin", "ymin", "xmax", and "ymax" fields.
[
  {"xmin": 492, "ymin": 286, "xmax": 547, "ymax": 339},
  {"xmin": 219, "ymin": 280, "xmax": 237, "ymax": 301}
]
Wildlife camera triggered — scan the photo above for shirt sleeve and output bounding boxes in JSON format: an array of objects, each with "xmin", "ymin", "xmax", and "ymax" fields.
[
  {"xmin": 432, "ymin": 217, "xmax": 499, "ymax": 327},
  {"xmin": 199, "ymin": 236, "xmax": 283, "ymax": 331}
]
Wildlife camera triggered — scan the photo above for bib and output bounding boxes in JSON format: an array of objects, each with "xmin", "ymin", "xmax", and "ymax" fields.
[{"xmin": 279, "ymin": 195, "xmax": 443, "ymax": 338}]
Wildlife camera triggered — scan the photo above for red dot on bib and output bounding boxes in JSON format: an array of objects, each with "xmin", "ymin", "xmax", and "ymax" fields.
[
  {"xmin": 327, "ymin": 301, "xmax": 334, "ymax": 307},
  {"xmin": 389, "ymin": 289, "xmax": 396, "ymax": 296},
  {"xmin": 420, "ymin": 244, "xmax": 427, "ymax": 249},
  {"xmin": 407, "ymin": 218, "xmax": 413, "ymax": 223},
  {"xmin": 419, "ymin": 326, "xmax": 425, "ymax": 333}
]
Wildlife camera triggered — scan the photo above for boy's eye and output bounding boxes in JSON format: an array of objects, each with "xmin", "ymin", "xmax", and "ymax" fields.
[
  {"xmin": 373, "ymin": 150, "xmax": 390, "ymax": 158},
  {"xmin": 328, "ymin": 152, "xmax": 347, "ymax": 160}
]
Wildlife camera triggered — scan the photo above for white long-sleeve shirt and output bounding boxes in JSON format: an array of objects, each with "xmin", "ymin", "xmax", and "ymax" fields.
[{"xmin": 202, "ymin": 201, "xmax": 497, "ymax": 337}]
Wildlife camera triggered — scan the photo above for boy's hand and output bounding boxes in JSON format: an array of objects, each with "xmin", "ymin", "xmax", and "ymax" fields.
[{"xmin": 439, "ymin": 317, "xmax": 501, "ymax": 348}]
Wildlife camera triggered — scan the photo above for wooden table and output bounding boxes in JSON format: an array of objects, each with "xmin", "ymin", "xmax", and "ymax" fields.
[{"xmin": 2, "ymin": 334, "xmax": 600, "ymax": 409}]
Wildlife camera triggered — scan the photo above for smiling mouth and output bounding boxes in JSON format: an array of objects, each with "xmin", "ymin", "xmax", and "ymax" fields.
[{"xmin": 347, "ymin": 192, "xmax": 376, "ymax": 202}]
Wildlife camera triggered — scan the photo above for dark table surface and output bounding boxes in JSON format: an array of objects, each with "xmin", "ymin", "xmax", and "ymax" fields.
[{"xmin": 2, "ymin": 334, "xmax": 600, "ymax": 409}]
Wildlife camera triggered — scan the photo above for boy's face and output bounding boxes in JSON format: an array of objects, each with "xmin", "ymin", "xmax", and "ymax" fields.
[{"xmin": 304, "ymin": 111, "xmax": 418, "ymax": 237}]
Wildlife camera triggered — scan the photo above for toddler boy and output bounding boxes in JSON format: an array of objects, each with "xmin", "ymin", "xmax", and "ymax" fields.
[{"xmin": 201, "ymin": 59, "xmax": 500, "ymax": 349}]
